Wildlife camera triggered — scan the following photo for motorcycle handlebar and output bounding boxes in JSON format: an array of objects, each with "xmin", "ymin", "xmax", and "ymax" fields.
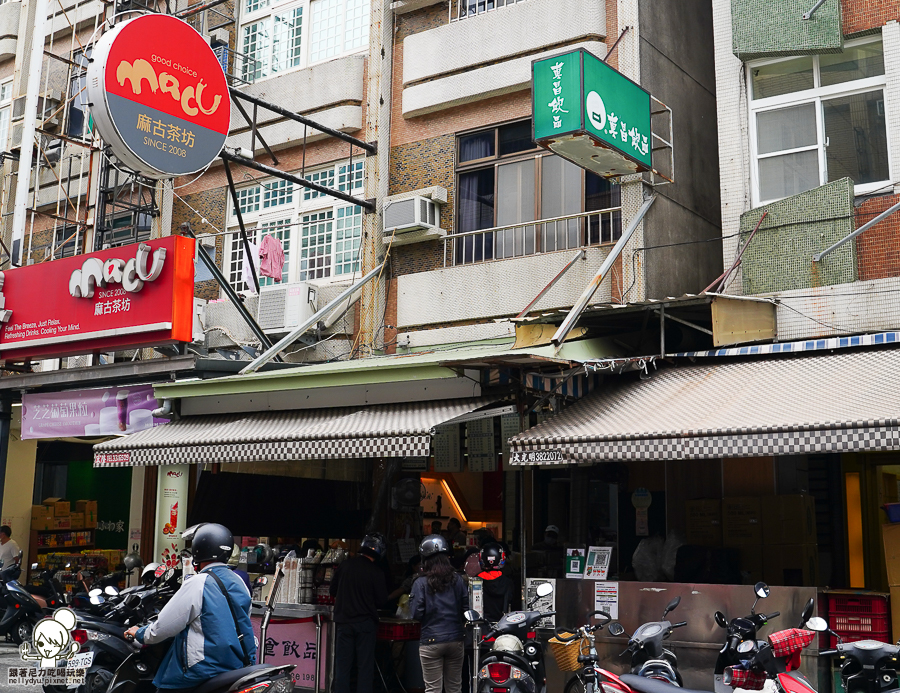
[
  {"xmin": 728, "ymin": 634, "xmax": 741, "ymax": 652},
  {"xmin": 820, "ymin": 650, "xmax": 838, "ymax": 657},
  {"xmin": 764, "ymin": 611, "xmax": 781, "ymax": 621},
  {"xmin": 671, "ymin": 621, "xmax": 688, "ymax": 629}
]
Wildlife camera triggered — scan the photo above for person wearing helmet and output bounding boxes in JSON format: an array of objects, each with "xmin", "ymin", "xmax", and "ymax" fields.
[
  {"xmin": 124, "ymin": 523, "xmax": 256, "ymax": 690},
  {"xmin": 330, "ymin": 533, "xmax": 389, "ymax": 693},
  {"xmin": 409, "ymin": 534, "xmax": 468, "ymax": 693},
  {"xmin": 476, "ymin": 543, "xmax": 517, "ymax": 622}
]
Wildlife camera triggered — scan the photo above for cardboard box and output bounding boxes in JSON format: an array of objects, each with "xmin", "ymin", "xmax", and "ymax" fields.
[
  {"xmin": 884, "ymin": 522, "xmax": 900, "ymax": 586},
  {"xmin": 52, "ymin": 517, "xmax": 71, "ymax": 530},
  {"xmin": 890, "ymin": 586, "xmax": 900, "ymax": 642},
  {"xmin": 43, "ymin": 498, "xmax": 69, "ymax": 517},
  {"xmin": 31, "ymin": 504, "xmax": 53, "ymax": 521},
  {"xmin": 685, "ymin": 499, "xmax": 722, "ymax": 546},
  {"xmin": 761, "ymin": 495, "xmax": 816, "ymax": 545},
  {"xmin": 763, "ymin": 544, "xmax": 818, "ymax": 586},
  {"xmin": 32, "ymin": 516, "xmax": 53, "ymax": 531},
  {"xmin": 723, "ymin": 497, "xmax": 763, "ymax": 544},
  {"xmin": 75, "ymin": 500, "xmax": 97, "ymax": 515},
  {"xmin": 69, "ymin": 512, "xmax": 84, "ymax": 529}
]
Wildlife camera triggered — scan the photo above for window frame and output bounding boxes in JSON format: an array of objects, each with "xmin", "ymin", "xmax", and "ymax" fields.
[
  {"xmin": 224, "ymin": 162, "xmax": 364, "ymax": 295},
  {"xmin": 0, "ymin": 78, "xmax": 13, "ymax": 152},
  {"xmin": 238, "ymin": 0, "xmax": 370, "ymax": 85},
  {"xmin": 747, "ymin": 36, "xmax": 891, "ymax": 206}
]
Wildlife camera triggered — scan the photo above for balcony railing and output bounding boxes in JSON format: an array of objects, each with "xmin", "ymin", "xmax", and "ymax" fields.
[
  {"xmin": 450, "ymin": 0, "xmax": 528, "ymax": 22},
  {"xmin": 444, "ymin": 208, "xmax": 622, "ymax": 266},
  {"xmin": 212, "ymin": 46, "xmax": 260, "ymax": 87}
]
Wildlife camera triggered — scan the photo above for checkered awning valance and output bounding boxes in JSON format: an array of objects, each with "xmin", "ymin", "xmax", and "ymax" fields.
[
  {"xmin": 93, "ymin": 398, "xmax": 497, "ymax": 467},
  {"xmin": 510, "ymin": 349, "xmax": 900, "ymax": 464}
]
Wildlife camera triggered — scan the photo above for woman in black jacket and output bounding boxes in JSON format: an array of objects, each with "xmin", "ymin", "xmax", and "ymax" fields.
[{"xmin": 410, "ymin": 534, "xmax": 469, "ymax": 693}]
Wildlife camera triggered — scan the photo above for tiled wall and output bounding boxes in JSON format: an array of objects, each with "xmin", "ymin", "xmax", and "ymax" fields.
[
  {"xmin": 843, "ymin": 0, "xmax": 900, "ymax": 37},
  {"xmin": 856, "ymin": 193, "xmax": 900, "ymax": 282}
]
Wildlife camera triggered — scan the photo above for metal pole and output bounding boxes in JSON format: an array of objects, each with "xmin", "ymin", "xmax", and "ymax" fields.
[
  {"xmin": 240, "ymin": 259, "xmax": 385, "ymax": 374},
  {"xmin": 802, "ymin": 0, "xmax": 828, "ymax": 20},
  {"xmin": 813, "ymin": 198, "xmax": 900, "ymax": 262},
  {"xmin": 11, "ymin": 0, "xmax": 50, "ymax": 266},
  {"xmin": 220, "ymin": 150, "xmax": 375, "ymax": 213},
  {"xmin": 229, "ymin": 90, "xmax": 376, "ymax": 155},
  {"xmin": 472, "ymin": 622, "xmax": 481, "ymax": 693},
  {"xmin": 515, "ymin": 249, "xmax": 584, "ymax": 319},
  {"xmin": 223, "ymin": 160, "xmax": 260, "ymax": 294},
  {"xmin": 551, "ymin": 194, "xmax": 657, "ymax": 348},
  {"xmin": 314, "ymin": 613, "xmax": 322, "ymax": 693}
]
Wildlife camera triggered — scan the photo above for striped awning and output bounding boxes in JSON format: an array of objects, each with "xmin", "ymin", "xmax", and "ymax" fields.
[
  {"xmin": 94, "ymin": 398, "xmax": 498, "ymax": 467},
  {"xmin": 510, "ymin": 349, "xmax": 900, "ymax": 463}
]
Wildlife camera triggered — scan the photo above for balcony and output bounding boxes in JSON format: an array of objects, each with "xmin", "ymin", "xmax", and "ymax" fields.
[
  {"xmin": 226, "ymin": 55, "xmax": 365, "ymax": 154},
  {"xmin": 401, "ymin": 0, "xmax": 605, "ymax": 117},
  {"xmin": 0, "ymin": 0, "xmax": 18, "ymax": 61},
  {"xmin": 396, "ymin": 210, "xmax": 621, "ymax": 328}
]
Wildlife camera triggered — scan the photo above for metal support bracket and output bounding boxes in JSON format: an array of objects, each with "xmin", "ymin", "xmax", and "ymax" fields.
[
  {"xmin": 654, "ymin": 308, "xmax": 713, "ymax": 336},
  {"xmin": 813, "ymin": 198, "xmax": 900, "ymax": 262},
  {"xmin": 802, "ymin": 0, "xmax": 828, "ymax": 20}
]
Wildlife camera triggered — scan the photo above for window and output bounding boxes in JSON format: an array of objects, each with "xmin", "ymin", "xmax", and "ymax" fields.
[
  {"xmin": 0, "ymin": 79, "xmax": 12, "ymax": 152},
  {"xmin": 67, "ymin": 50, "xmax": 91, "ymax": 138},
  {"xmin": 240, "ymin": 0, "xmax": 369, "ymax": 83},
  {"xmin": 225, "ymin": 161, "xmax": 365, "ymax": 293},
  {"xmin": 455, "ymin": 119, "xmax": 621, "ymax": 263},
  {"xmin": 749, "ymin": 37, "xmax": 889, "ymax": 205}
]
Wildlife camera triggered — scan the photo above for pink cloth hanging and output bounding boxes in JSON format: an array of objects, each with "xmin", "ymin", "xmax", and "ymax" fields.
[{"xmin": 258, "ymin": 234, "xmax": 286, "ymax": 281}]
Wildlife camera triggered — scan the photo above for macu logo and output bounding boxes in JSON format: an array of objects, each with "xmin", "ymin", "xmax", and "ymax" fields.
[
  {"xmin": 117, "ymin": 59, "xmax": 222, "ymax": 118},
  {"xmin": 69, "ymin": 242, "xmax": 166, "ymax": 298}
]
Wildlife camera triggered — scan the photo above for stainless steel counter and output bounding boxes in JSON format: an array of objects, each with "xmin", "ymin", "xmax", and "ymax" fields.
[{"xmin": 251, "ymin": 603, "xmax": 334, "ymax": 618}]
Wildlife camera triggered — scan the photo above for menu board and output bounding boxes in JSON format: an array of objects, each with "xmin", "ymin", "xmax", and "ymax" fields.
[
  {"xmin": 433, "ymin": 424, "xmax": 463, "ymax": 472},
  {"xmin": 500, "ymin": 413, "xmax": 520, "ymax": 465},
  {"xmin": 468, "ymin": 419, "xmax": 496, "ymax": 472}
]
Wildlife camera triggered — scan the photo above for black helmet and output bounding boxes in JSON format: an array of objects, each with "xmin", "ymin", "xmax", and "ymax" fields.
[
  {"xmin": 359, "ymin": 533, "xmax": 386, "ymax": 560},
  {"xmin": 123, "ymin": 553, "xmax": 143, "ymax": 572},
  {"xmin": 479, "ymin": 542, "xmax": 506, "ymax": 570},
  {"xmin": 419, "ymin": 534, "xmax": 450, "ymax": 558},
  {"xmin": 187, "ymin": 523, "xmax": 234, "ymax": 566}
]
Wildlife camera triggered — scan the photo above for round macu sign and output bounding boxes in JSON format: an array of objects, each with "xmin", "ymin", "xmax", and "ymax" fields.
[{"xmin": 86, "ymin": 14, "xmax": 230, "ymax": 179}]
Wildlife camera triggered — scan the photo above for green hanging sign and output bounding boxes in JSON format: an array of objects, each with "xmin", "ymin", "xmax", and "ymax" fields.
[{"xmin": 532, "ymin": 48, "xmax": 653, "ymax": 177}]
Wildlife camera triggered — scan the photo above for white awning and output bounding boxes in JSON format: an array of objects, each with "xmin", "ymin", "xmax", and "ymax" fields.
[
  {"xmin": 510, "ymin": 349, "xmax": 900, "ymax": 463},
  {"xmin": 94, "ymin": 398, "xmax": 499, "ymax": 467}
]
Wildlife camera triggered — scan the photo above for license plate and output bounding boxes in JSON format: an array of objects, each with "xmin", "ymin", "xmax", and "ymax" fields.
[{"xmin": 66, "ymin": 652, "xmax": 95, "ymax": 669}]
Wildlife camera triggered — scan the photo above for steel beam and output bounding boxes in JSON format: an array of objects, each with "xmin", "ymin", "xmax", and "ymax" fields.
[{"xmin": 813, "ymin": 198, "xmax": 900, "ymax": 262}]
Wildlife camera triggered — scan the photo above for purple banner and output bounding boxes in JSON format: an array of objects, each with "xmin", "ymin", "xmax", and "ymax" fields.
[{"xmin": 22, "ymin": 385, "xmax": 166, "ymax": 440}]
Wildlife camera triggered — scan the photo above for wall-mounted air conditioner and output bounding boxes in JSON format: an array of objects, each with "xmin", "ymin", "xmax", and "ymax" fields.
[
  {"xmin": 258, "ymin": 281, "xmax": 318, "ymax": 335},
  {"xmin": 384, "ymin": 195, "xmax": 438, "ymax": 234}
]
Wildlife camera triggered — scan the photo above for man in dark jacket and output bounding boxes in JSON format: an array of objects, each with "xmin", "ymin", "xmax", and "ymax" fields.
[
  {"xmin": 477, "ymin": 543, "xmax": 517, "ymax": 622},
  {"xmin": 330, "ymin": 533, "xmax": 389, "ymax": 693}
]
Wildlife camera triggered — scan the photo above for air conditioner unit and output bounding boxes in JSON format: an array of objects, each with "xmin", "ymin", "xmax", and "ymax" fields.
[
  {"xmin": 258, "ymin": 281, "xmax": 317, "ymax": 335},
  {"xmin": 384, "ymin": 195, "xmax": 438, "ymax": 234}
]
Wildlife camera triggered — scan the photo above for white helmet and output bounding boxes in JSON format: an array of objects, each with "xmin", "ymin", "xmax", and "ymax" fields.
[{"xmin": 492, "ymin": 634, "xmax": 524, "ymax": 653}]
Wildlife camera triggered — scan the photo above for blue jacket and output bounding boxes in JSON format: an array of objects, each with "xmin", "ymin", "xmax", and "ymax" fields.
[
  {"xmin": 409, "ymin": 573, "xmax": 468, "ymax": 645},
  {"xmin": 136, "ymin": 564, "xmax": 257, "ymax": 689}
]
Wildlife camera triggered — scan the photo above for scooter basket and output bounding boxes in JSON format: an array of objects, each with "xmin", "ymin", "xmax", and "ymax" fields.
[{"xmin": 548, "ymin": 634, "xmax": 588, "ymax": 672}]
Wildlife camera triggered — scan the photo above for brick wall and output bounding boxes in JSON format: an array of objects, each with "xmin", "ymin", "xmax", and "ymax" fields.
[
  {"xmin": 171, "ymin": 187, "xmax": 228, "ymax": 300},
  {"xmin": 856, "ymin": 192, "xmax": 900, "ymax": 281},
  {"xmin": 843, "ymin": 0, "xmax": 900, "ymax": 37}
]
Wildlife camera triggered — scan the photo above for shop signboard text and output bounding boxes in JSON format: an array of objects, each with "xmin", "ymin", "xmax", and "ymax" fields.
[{"xmin": 0, "ymin": 236, "xmax": 195, "ymax": 361}]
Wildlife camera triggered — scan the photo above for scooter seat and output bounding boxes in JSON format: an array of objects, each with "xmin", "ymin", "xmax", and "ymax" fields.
[
  {"xmin": 619, "ymin": 674, "xmax": 713, "ymax": 693},
  {"xmin": 192, "ymin": 664, "xmax": 272, "ymax": 693}
]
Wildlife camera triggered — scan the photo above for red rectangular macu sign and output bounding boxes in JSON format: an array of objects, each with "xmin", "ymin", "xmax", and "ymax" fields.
[{"xmin": 0, "ymin": 235, "xmax": 195, "ymax": 361}]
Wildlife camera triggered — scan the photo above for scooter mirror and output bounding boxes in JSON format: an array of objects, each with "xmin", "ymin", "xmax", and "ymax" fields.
[
  {"xmin": 714, "ymin": 611, "xmax": 728, "ymax": 628},
  {"xmin": 464, "ymin": 610, "xmax": 481, "ymax": 622},
  {"xmin": 737, "ymin": 640, "xmax": 755, "ymax": 654},
  {"xmin": 105, "ymin": 586, "xmax": 119, "ymax": 596},
  {"xmin": 663, "ymin": 596, "xmax": 681, "ymax": 615},
  {"xmin": 805, "ymin": 617, "xmax": 828, "ymax": 632},
  {"xmin": 799, "ymin": 597, "xmax": 815, "ymax": 627},
  {"xmin": 608, "ymin": 622, "xmax": 626, "ymax": 637},
  {"xmin": 754, "ymin": 582, "xmax": 770, "ymax": 599},
  {"xmin": 30, "ymin": 563, "xmax": 38, "ymax": 570},
  {"xmin": 536, "ymin": 582, "xmax": 553, "ymax": 598},
  {"xmin": 125, "ymin": 593, "xmax": 141, "ymax": 608}
]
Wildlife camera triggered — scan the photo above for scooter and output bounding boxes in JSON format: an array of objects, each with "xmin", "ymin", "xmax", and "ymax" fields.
[
  {"xmin": 466, "ymin": 582, "xmax": 554, "ymax": 693},
  {"xmin": 608, "ymin": 596, "xmax": 687, "ymax": 686},
  {"xmin": 810, "ymin": 616, "xmax": 899, "ymax": 693},
  {"xmin": 0, "ymin": 554, "xmax": 45, "ymax": 644},
  {"xmin": 25, "ymin": 564, "xmax": 68, "ymax": 612}
]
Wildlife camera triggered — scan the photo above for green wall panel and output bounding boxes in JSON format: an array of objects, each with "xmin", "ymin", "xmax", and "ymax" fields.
[
  {"xmin": 740, "ymin": 177, "xmax": 857, "ymax": 295},
  {"xmin": 67, "ymin": 460, "xmax": 132, "ymax": 550},
  {"xmin": 731, "ymin": 0, "xmax": 842, "ymax": 60}
]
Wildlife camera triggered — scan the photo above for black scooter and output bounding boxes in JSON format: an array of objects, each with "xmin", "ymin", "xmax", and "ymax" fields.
[
  {"xmin": 808, "ymin": 616, "xmax": 894, "ymax": 693},
  {"xmin": 0, "ymin": 555, "xmax": 44, "ymax": 644},
  {"xmin": 467, "ymin": 582, "xmax": 555, "ymax": 693},
  {"xmin": 608, "ymin": 596, "xmax": 687, "ymax": 686}
]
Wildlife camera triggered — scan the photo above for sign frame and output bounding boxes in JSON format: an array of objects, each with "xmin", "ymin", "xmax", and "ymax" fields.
[{"xmin": 532, "ymin": 48, "xmax": 655, "ymax": 179}]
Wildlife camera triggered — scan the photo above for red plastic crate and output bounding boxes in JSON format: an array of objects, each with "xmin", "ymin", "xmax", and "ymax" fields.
[
  {"xmin": 828, "ymin": 595, "xmax": 889, "ymax": 615},
  {"xmin": 377, "ymin": 621, "xmax": 421, "ymax": 641},
  {"xmin": 832, "ymin": 614, "xmax": 890, "ymax": 635}
]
